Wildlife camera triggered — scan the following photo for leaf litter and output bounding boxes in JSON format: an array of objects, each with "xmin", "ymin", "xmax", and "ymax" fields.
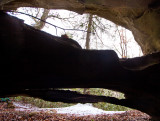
[{"xmin": 0, "ymin": 101, "xmax": 151, "ymax": 121}]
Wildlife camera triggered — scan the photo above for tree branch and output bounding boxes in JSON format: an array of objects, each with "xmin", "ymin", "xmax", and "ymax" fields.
[{"xmin": 10, "ymin": 11, "xmax": 93, "ymax": 34}]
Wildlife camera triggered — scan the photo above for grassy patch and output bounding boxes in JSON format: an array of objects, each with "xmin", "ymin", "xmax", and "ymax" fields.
[{"xmin": 11, "ymin": 88, "xmax": 130, "ymax": 111}]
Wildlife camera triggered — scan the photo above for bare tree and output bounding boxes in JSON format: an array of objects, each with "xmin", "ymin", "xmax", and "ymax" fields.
[
  {"xmin": 85, "ymin": 14, "xmax": 93, "ymax": 49},
  {"xmin": 33, "ymin": 9, "xmax": 50, "ymax": 30},
  {"xmin": 116, "ymin": 26, "xmax": 128, "ymax": 58},
  {"xmin": 83, "ymin": 14, "xmax": 93, "ymax": 94}
]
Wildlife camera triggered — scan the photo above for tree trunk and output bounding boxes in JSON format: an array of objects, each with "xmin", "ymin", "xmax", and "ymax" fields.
[
  {"xmin": 84, "ymin": 14, "xmax": 93, "ymax": 94},
  {"xmin": 85, "ymin": 14, "xmax": 93, "ymax": 49},
  {"xmin": 33, "ymin": 9, "xmax": 50, "ymax": 30}
]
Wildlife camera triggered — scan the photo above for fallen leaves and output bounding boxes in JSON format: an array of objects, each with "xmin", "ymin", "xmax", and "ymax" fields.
[{"xmin": 0, "ymin": 102, "xmax": 151, "ymax": 121}]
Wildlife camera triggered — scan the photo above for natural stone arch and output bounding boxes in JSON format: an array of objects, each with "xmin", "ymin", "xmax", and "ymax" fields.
[{"xmin": 1, "ymin": 0, "xmax": 160, "ymax": 120}]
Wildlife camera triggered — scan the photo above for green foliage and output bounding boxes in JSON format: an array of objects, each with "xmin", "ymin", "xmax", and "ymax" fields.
[
  {"xmin": 70, "ymin": 88, "xmax": 130, "ymax": 111},
  {"xmin": 11, "ymin": 88, "xmax": 130, "ymax": 111},
  {"xmin": 11, "ymin": 96, "xmax": 73, "ymax": 108},
  {"xmin": 93, "ymin": 102, "xmax": 129, "ymax": 111},
  {"xmin": 0, "ymin": 98, "xmax": 10, "ymax": 102}
]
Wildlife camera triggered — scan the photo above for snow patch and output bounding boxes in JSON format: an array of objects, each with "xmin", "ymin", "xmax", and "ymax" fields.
[
  {"xmin": 13, "ymin": 102, "xmax": 125, "ymax": 116},
  {"xmin": 13, "ymin": 102, "xmax": 39, "ymax": 111},
  {"xmin": 54, "ymin": 103, "xmax": 125, "ymax": 116}
]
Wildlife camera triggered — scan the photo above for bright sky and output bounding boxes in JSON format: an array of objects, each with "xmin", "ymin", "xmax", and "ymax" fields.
[{"xmin": 12, "ymin": 8, "xmax": 143, "ymax": 58}]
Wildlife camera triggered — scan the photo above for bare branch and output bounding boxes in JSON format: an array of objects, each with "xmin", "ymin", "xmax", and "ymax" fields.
[{"xmin": 10, "ymin": 11, "xmax": 93, "ymax": 34}]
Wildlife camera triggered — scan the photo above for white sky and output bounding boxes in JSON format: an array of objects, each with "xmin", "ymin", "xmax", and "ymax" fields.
[{"xmin": 12, "ymin": 8, "xmax": 143, "ymax": 58}]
